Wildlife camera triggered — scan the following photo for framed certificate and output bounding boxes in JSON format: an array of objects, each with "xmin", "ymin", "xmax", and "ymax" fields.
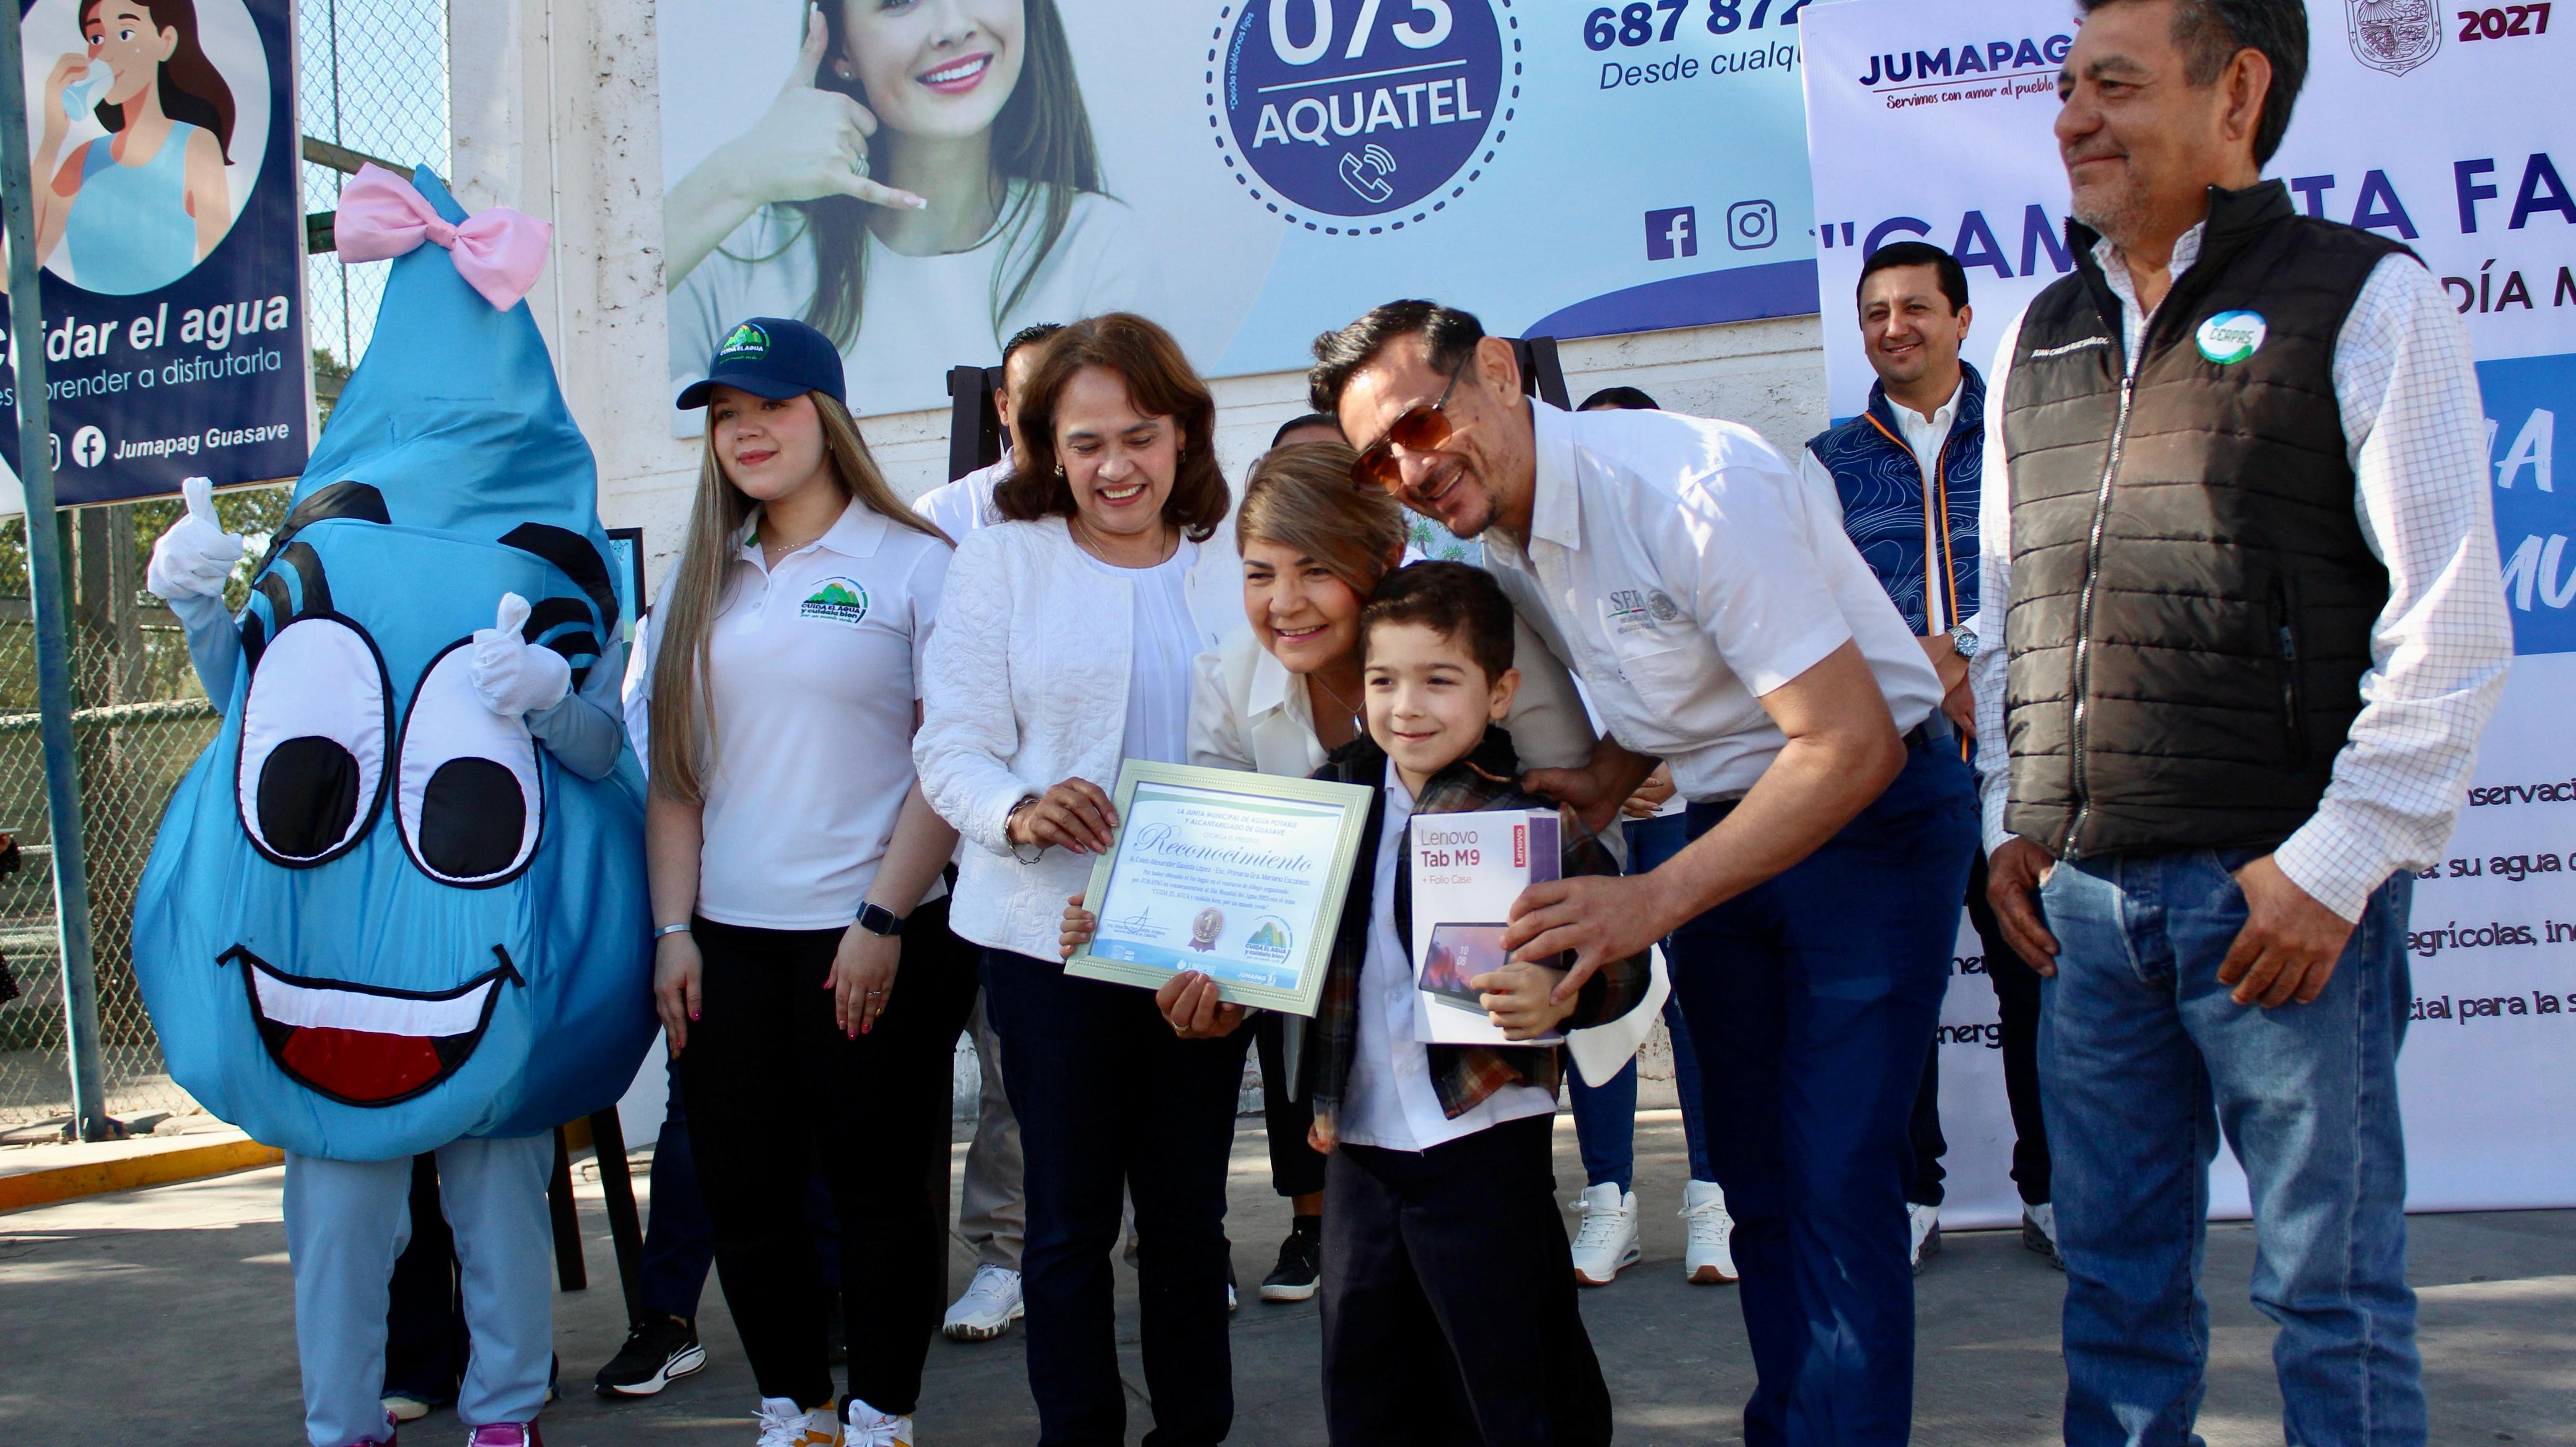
[{"xmin": 1065, "ymin": 761, "xmax": 1376, "ymax": 1016}]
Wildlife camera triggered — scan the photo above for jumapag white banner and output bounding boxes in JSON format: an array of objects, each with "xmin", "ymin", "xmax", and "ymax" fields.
[{"xmin": 1803, "ymin": 0, "xmax": 2576, "ymax": 1227}]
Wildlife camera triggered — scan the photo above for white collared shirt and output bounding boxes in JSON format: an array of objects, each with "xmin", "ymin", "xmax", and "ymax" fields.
[
  {"xmin": 1971, "ymin": 227, "xmax": 2513, "ymax": 920},
  {"xmin": 1795, "ymin": 377, "xmax": 1969, "ymax": 633},
  {"xmin": 1892, "ymin": 383, "xmax": 1962, "ymax": 480},
  {"xmin": 912, "ymin": 457, "xmax": 1010, "ymax": 538},
  {"xmin": 1339, "ymin": 763, "xmax": 1559, "ymax": 1153},
  {"xmin": 636, "ymin": 499, "xmax": 952, "ymax": 929},
  {"xmin": 1482, "ymin": 403, "xmax": 1943, "ymax": 802}
]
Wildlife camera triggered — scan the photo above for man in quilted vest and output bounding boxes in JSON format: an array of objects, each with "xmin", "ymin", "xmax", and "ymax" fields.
[{"xmin": 1975, "ymin": 2, "xmax": 2510, "ymax": 1442}]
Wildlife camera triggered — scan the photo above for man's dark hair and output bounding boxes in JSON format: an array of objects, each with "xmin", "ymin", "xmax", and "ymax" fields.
[
  {"xmin": 1858, "ymin": 242, "xmax": 1970, "ymax": 313},
  {"xmin": 1578, "ymin": 386, "xmax": 1660, "ymax": 412},
  {"xmin": 1002, "ymin": 322, "xmax": 1066, "ymax": 368},
  {"xmin": 2078, "ymin": 0, "xmax": 2307, "ymax": 164},
  {"xmin": 1361, "ymin": 560, "xmax": 1516, "ymax": 686},
  {"xmin": 1309, "ymin": 300, "xmax": 1488, "ymax": 416},
  {"xmin": 1270, "ymin": 413, "xmax": 1342, "ymax": 449}
]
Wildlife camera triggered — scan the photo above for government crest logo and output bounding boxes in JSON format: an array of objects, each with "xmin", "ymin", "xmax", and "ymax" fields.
[{"xmin": 2348, "ymin": 0, "xmax": 2439, "ymax": 76}]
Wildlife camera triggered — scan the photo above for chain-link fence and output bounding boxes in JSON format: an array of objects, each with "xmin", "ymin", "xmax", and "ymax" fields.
[
  {"xmin": 0, "ymin": 0, "xmax": 448, "ymax": 1128},
  {"xmin": 0, "ymin": 488, "xmax": 292, "ymax": 1127},
  {"xmin": 302, "ymin": 0, "xmax": 451, "ymax": 404}
]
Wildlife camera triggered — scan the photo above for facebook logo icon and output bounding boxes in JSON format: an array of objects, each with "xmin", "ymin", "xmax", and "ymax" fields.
[{"xmin": 1645, "ymin": 207, "xmax": 1697, "ymax": 261}]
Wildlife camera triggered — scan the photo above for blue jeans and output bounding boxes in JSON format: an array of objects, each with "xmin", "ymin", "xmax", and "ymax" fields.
[
  {"xmin": 1569, "ymin": 813, "xmax": 1714, "ymax": 1191},
  {"xmin": 1669, "ymin": 741, "xmax": 1977, "ymax": 1447},
  {"xmin": 2041, "ymin": 850, "xmax": 2422, "ymax": 1447}
]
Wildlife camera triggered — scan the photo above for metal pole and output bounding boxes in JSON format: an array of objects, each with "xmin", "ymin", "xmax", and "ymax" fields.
[{"xmin": 0, "ymin": 7, "xmax": 116, "ymax": 1142}]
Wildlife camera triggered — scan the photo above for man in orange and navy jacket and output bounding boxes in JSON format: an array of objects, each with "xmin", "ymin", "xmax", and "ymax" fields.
[{"xmin": 1798, "ymin": 240, "xmax": 2060, "ymax": 1274}]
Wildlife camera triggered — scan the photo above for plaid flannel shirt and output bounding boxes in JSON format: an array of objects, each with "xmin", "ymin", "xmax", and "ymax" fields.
[{"xmin": 1305, "ymin": 725, "xmax": 1651, "ymax": 1133}]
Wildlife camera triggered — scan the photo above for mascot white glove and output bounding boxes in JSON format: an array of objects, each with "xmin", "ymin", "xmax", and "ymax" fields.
[
  {"xmin": 469, "ymin": 593, "xmax": 572, "ymax": 718},
  {"xmin": 145, "ymin": 477, "xmax": 245, "ymax": 602}
]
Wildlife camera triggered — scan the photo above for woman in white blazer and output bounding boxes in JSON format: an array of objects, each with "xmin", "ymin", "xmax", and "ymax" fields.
[
  {"xmin": 913, "ymin": 313, "xmax": 1247, "ymax": 1446},
  {"xmin": 1189, "ymin": 439, "xmax": 1606, "ymax": 1306}
]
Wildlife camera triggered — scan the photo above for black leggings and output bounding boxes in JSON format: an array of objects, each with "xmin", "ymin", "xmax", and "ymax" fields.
[{"xmin": 676, "ymin": 898, "xmax": 978, "ymax": 1414}]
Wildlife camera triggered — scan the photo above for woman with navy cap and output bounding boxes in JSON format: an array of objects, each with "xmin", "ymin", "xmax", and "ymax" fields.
[{"xmin": 642, "ymin": 316, "xmax": 976, "ymax": 1447}]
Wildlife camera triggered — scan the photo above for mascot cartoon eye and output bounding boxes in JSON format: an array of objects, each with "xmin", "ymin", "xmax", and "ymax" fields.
[
  {"xmin": 395, "ymin": 640, "xmax": 543, "ymax": 887},
  {"xmin": 235, "ymin": 616, "xmax": 393, "ymax": 866}
]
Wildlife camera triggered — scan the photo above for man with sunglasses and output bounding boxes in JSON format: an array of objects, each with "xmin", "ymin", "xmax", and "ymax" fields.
[{"xmin": 1311, "ymin": 300, "xmax": 1977, "ymax": 1447}]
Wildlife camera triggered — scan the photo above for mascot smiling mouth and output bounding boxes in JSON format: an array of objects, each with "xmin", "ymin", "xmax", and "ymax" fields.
[{"xmin": 220, "ymin": 945, "xmax": 521, "ymax": 1106}]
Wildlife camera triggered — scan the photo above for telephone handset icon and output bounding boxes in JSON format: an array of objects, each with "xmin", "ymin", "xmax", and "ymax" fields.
[{"xmin": 1339, "ymin": 145, "xmax": 1399, "ymax": 206}]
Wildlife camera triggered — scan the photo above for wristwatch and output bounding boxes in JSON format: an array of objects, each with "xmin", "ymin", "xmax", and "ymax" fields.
[
  {"xmin": 1949, "ymin": 623, "xmax": 1979, "ymax": 659},
  {"xmin": 855, "ymin": 903, "xmax": 906, "ymax": 938}
]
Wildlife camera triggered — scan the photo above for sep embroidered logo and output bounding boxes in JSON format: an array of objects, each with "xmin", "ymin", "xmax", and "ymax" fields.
[
  {"xmin": 1606, "ymin": 588, "xmax": 1661, "ymax": 634},
  {"xmin": 799, "ymin": 578, "xmax": 869, "ymax": 627}
]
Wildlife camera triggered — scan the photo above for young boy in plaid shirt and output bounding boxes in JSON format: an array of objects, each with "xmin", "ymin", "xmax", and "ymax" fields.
[{"xmin": 1066, "ymin": 562, "xmax": 1650, "ymax": 1445}]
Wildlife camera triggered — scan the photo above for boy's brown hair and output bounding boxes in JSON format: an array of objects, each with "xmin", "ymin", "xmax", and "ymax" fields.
[{"xmin": 1360, "ymin": 561, "xmax": 1516, "ymax": 684}]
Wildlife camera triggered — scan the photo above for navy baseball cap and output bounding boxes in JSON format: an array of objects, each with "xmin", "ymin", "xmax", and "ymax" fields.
[{"xmin": 676, "ymin": 317, "xmax": 846, "ymax": 409}]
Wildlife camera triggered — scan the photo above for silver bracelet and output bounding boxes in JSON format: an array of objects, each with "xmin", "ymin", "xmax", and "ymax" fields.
[
  {"xmin": 653, "ymin": 922, "xmax": 692, "ymax": 940},
  {"xmin": 1006, "ymin": 795, "xmax": 1045, "ymax": 864}
]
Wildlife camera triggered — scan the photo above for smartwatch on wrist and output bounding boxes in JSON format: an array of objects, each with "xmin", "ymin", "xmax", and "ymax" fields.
[{"xmin": 855, "ymin": 903, "xmax": 905, "ymax": 938}]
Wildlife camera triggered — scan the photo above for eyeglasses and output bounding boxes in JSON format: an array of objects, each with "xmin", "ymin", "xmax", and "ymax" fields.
[{"xmin": 1351, "ymin": 352, "xmax": 1471, "ymax": 493}]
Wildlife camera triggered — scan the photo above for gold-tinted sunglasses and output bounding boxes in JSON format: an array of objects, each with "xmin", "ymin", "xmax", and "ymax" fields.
[{"xmin": 1351, "ymin": 352, "xmax": 1472, "ymax": 493}]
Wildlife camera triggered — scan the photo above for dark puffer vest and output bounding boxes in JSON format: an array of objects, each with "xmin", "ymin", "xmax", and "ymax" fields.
[{"xmin": 1998, "ymin": 181, "xmax": 2407, "ymax": 859}]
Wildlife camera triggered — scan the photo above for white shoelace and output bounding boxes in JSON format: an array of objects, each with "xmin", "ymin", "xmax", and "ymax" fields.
[
  {"xmin": 962, "ymin": 1262, "xmax": 1019, "ymax": 1306},
  {"xmin": 1679, "ymin": 1197, "xmax": 1731, "ymax": 1245},
  {"xmin": 845, "ymin": 1409, "xmax": 912, "ymax": 1447},
  {"xmin": 1571, "ymin": 1198, "xmax": 1629, "ymax": 1253},
  {"xmin": 754, "ymin": 1399, "xmax": 820, "ymax": 1447}
]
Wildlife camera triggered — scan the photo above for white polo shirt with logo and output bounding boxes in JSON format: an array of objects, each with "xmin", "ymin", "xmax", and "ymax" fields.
[
  {"xmin": 1481, "ymin": 403, "xmax": 1942, "ymax": 804},
  {"xmin": 636, "ymin": 499, "xmax": 951, "ymax": 929}
]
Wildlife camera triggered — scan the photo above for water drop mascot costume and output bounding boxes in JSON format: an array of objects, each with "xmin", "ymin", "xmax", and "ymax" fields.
[{"xmin": 131, "ymin": 165, "xmax": 655, "ymax": 1447}]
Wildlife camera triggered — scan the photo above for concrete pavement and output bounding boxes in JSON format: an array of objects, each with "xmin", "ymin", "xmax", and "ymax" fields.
[{"xmin": 5, "ymin": 1110, "xmax": 2575, "ymax": 1444}]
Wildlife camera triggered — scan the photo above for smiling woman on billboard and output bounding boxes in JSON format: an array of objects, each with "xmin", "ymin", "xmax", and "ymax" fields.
[
  {"xmin": 665, "ymin": 0, "xmax": 1152, "ymax": 422},
  {"xmin": 30, "ymin": 0, "xmax": 237, "ymax": 295}
]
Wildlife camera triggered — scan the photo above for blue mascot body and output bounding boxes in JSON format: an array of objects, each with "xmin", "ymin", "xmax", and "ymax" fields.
[
  {"xmin": 134, "ymin": 171, "xmax": 653, "ymax": 1159},
  {"xmin": 130, "ymin": 168, "xmax": 651, "ymax": 1446}
]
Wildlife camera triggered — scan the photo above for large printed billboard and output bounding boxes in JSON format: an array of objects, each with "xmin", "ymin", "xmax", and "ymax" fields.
[
  {"xmin": 657, "ymin": 0, "xmax": 1825, "ymax": 426},
  {"xmin": 1, "ymin": 0, "xmax": 310, "ymax": 507}
]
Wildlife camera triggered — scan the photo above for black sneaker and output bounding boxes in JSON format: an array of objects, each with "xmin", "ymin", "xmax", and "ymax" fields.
[
  {"xmin": 1260, "ymin": 1219, "xmax": 1321, "ymax": 1303},
  {"xmin": 593, "ymin": 1314, "xmax": 707, "ymax": 1399}
]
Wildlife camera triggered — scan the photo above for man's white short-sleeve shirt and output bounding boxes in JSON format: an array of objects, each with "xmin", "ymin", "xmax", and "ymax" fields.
[{"xmin": 1481, "ymin": 403, "xmax": 1942, "ymax": 802}]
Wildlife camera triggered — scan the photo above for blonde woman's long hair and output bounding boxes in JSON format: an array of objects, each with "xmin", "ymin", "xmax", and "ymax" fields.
[{"xmin": 648, "ymin": 391, "xmax": 951, "ymax": 805}]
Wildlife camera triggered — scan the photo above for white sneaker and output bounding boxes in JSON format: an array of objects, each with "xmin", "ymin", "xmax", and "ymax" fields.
[
  {"xmin": 1907, "ymin": 1203, "xmax": 1943, "ymax": 1275},
  {"xmin": 2022, "ymin": 1202, "xmax": 2063, "ymax": 1269},
  {"xmin": 1569, "ymin": 1183, "xmax": 1641, "ymax": 1286},
  {"xmin": 1679, "ymin": 1179, "xmax": 1738, "ymax": 1284},
  {"xmin": 842, "ymin": 1397, "xmax": 915, "ymax": 1446},
  {"xmin": 753, "ymin": 1396, "xmax": 842, "ymax": 1446},
  {"xmin": 942, "ymin": 1263, "xmax": 1025, "ymax": 1342}
]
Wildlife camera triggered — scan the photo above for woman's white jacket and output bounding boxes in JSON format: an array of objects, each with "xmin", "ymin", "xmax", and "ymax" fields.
[{"xmin": 915, "ymin": 515, "xmax": 1243, "ymax": 959}]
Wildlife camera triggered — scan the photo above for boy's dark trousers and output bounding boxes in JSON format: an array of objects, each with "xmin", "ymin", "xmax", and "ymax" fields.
[{"xmin": 1319, "ymin": 1114, "xmax": 1612, "ymax": 1447}]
